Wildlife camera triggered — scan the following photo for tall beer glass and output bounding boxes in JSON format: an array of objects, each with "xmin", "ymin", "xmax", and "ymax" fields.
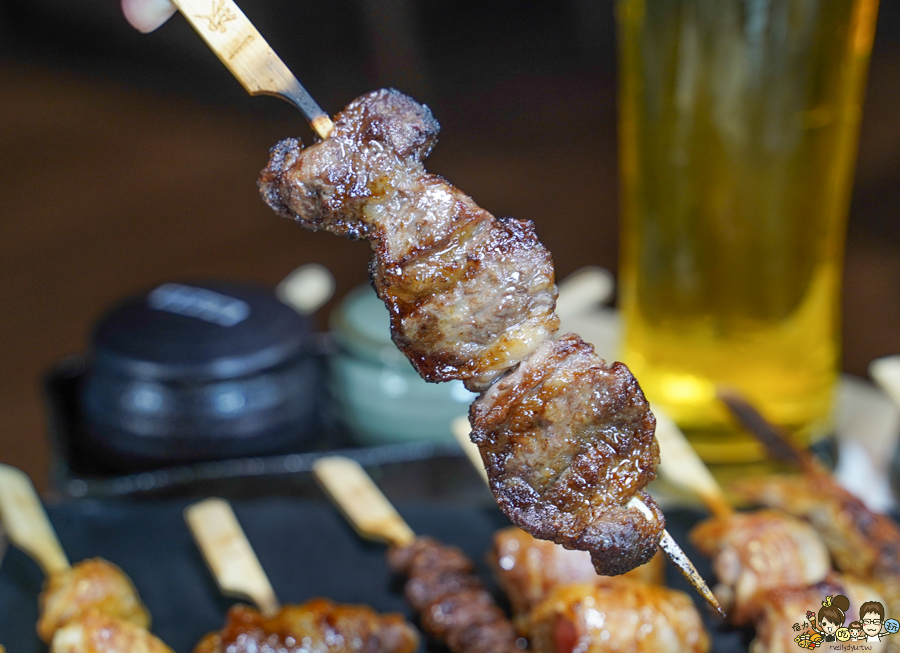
[{"xmin": 616, "ymin": 0, "xmax": 879, "ymax": 463}]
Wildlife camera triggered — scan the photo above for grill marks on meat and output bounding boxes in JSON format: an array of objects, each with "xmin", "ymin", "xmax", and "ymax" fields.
[
  {"xmin": 379, "ymin": 216, "xmax": 557, "ymax": 389},
  {"xmin": 259, "ymin": 88, "xmax": 661, "ymax": 575},
  {"xmin": 259, "ymin": 89, "xmax": 558, "ymax": 390},
  {"xmin": 387, "ymin": 537, "xmax": 520, "ymax": 653},
  {"xmin": 192, "ymin": 600, "xmax": 420, "ymax": 653},
  {"xmin": 471, "ymin": 336, "xmax": 663, "ymax": 575}
]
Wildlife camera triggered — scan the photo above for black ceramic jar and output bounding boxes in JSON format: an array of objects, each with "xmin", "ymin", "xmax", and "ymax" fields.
[{"xmin": 79, "ymin": 281, "xmax": 323, "ymax": 469}]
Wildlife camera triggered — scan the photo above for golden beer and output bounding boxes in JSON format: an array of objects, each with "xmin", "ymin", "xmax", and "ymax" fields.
[{"xmin": 616, "ymin": 0, "xmax": 879, "ymax": 462}]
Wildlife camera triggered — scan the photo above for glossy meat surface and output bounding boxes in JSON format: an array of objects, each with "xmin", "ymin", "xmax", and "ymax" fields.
[
  {"xmin": 192, "ymin": 600, "xmax": 419, "ymax": 653},
  {"xmin": 470, "ymin": 335, "xmax": 662, "ymax": 576},
  {"xmin": 259, "ymin": 89, "xmax": 558, "ymax": 391},
  {"xmin": 260, "ymin": 88, "xmax": 663, "ymax": 576},
  {"xmin": 50, "ymin": 611, "xmax": 173, "ymax": 653},
  {"xmin": 528, "ymin": 579, "xmax": 709, "ymax": 653},
  {"xmin": 689, "ymin": 510, "xmax": 830, "ymax": 625},
  {"xmin": 38, "ymin": 558, "xmax": 150, "ymax": 643},
  {"xmin": 387, "ymin": 537, "xmax": 520, "ymax": 653},
  {"xmin": 489, "ymin": 527, "xmax": 665, "ymax": 624}
]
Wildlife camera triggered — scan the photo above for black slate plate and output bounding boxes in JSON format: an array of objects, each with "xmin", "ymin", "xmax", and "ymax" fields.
[{"xmin": 0, "ymin": 499, "xmax": 750, "ymax": 652}]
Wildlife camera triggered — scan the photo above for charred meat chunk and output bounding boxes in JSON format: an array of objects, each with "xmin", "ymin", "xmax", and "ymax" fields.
[
  {"xmin": 470, "ymin": 335, "xmax": 662, "ymax": 576},
  {"xmin": 259, "ymin": 88, "xmax": 558, "ymax": 391},
  {"xmin": 192, "ymin": 600, "xmax": 419, "ymax": 653}
]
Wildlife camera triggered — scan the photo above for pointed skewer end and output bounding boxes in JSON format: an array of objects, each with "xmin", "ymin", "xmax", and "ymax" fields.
[{"xmin": 658, "ymin": 529, "xmax": 725, "ymax": 618}]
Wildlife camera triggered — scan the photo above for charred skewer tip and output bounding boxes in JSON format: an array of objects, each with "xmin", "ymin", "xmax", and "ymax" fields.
[{"xmin": 626, "ymin": 497, "xmax": 725, "ymax": 617}]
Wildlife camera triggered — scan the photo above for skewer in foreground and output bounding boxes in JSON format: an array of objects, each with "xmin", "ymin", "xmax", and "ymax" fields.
[
  {"xmin": 656, "ymin": 411, "xmax": 897, "ymax": 653},
  {"xmin": 718, "ymin": 390, "xmax": 900, "ymax": 652},
  {"xmin": 0, "ymin": 464, "xmax": 172, "ymax": 652},
  {"xmin": 160, "ymin": 0, "xmax": 718, "ymax": 594},
  {"xmin": 185, "ymin": 497, "xmax": 420, "ymax": 653},
  {"xmin": 314, "ymin": 455, "xmax": 525, "ymax": 653}
]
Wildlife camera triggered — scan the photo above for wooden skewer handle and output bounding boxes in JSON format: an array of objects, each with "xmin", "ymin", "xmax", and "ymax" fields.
[
  {"xmin": 313, "ymin": 456, "xmax": 415, "ymax": 547},
  {"xmin": 169, "ymin": 0, "xmax": 333, "ymax": 138},
  {"xmin": 653, "ymin": 410, "xmax": 732, "ymax": 518},
  {"xmin": 184, "ymin": 498, "xmax": 280, "ymax": 617},
  {"xmin": 0, "ymin": 464, "xmax": 69, "ymax": 576},
  {"xmin": 870, "ymin": 355, "xmax": 900, "ymax": 409}
]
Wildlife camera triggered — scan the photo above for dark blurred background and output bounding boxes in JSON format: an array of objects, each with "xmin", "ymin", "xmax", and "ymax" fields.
[{"xmin": 0, "ymin": 1, "xmax": 898, "ymax": 492}]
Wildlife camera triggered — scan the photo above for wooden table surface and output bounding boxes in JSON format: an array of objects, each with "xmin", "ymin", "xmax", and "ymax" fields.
[{"xmin": 1, "ymin": 1, "xmax": 899, "ymax": 492}]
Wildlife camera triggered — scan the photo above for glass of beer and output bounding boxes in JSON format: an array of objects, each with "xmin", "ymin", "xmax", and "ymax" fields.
[{"xmin": 616, "ymin": 0, "xmax": 880, "ymax": 464}]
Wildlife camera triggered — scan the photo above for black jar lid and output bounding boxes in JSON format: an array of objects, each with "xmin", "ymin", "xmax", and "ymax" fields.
[{"xmin": 90, "ymin": 281, "xmax": 313, "ymax": 382}]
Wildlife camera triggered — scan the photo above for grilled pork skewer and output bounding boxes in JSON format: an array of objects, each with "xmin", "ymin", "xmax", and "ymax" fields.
[
  {"xmin": 186, "ymin": 497, "xmax": 419, "ymax": 653},
  {"xmin": 158, "ymin": 0, "xmax": 710, "ymax": 593},
  {"xmin": 451, "ymin": 417, "xmax": 672, "ymax": 596},
  {"xmin": 259, "ymin": 87, "xmax": 708, "ymax": 587},
  {"xmin": 529, "ymin": 579, "xmax": 710, "ymax": 653},
  {"xmin": 657, "ymin": 405, "xmax": 893, "ymax": 651},
  {"xmin": 0, "ymin": 464, "xmax": 172, "ymax": 653},
  {"xmin": 719, "ymin": 392, "xmax": 900, "ymax": 633},
  {"xmin": 314, "ymin": 455, "xmax": 523, "ymax": 653}
]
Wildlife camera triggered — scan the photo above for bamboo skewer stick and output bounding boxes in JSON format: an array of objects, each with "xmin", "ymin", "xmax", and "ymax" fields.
[
  {"xmin": 716, "ymin": 388, "xmax": 823, "ymax": 475},
  {"xmin": 168, "ymin": 0, "xmax": 333, "ymax": 139},
  {"xmin": 450, "ymin": 416, "xmax": 725, "ymax": 616},
  {"xmin": 653, "ymin": 410, "xmax": 733, "ymax": 519},
  {"xmin": 870, "ymin": 355, "xmax": 900, "ymax": 411},
  {"xmin": 0, "ymin": 464, "xmax": 69, "ymax": 576},
  {"xmin": 184, "ymin": 497, "xmax": 281, "ymax": 617},
  {"xmin": 312, "ymin": 456, "xmax": 415, "ymax": 548}
]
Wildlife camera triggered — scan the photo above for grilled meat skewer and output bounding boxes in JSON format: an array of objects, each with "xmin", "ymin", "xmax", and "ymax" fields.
[
  {"xmin": 689, "ymin": 510, "xmax": 830, "ymax": 625},
  {"xmin": 314, "ymin": 456, "xmax": 522, "ymax": 653},
  {"xmin": 387, "ymin": 537, "xmax": 521, "ymax": 653},
  {"xmin": 528, "ymin": 578, "xmax": 710, "ymax": 653},
  {"xmin": 37, "ymin": 558, "xmax": 152, "ymax": 643},
  {"xmin": 488, "ymin": 527, "xmax": 665, "ymax": 626},
  {"xmin": 260, "ymin": 88, "xmax": 664, "ymax": 577},
  {"xmin": 193, "ymin": 600, "xmax": 419, "ymax": 653}
]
